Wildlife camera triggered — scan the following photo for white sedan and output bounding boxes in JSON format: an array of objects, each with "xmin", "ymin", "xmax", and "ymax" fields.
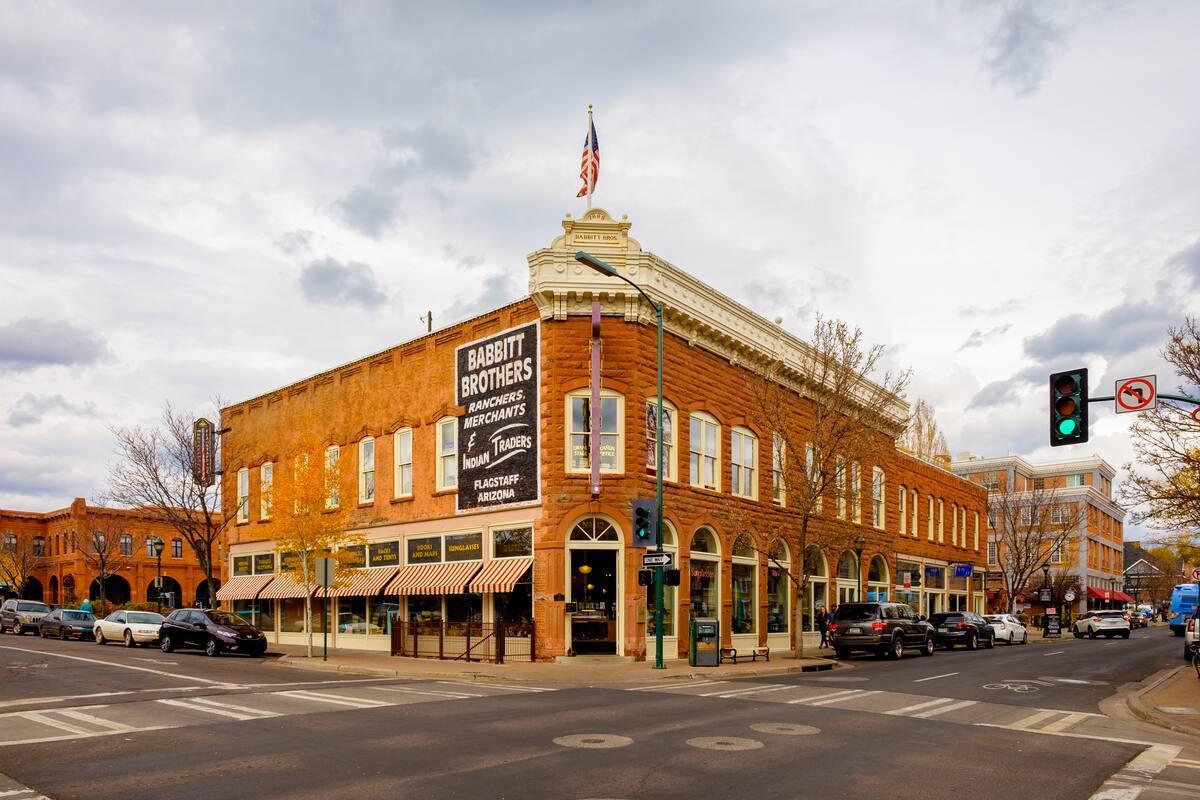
[
  {"xmin": 984, "ymin": 614, "xmax": 1028, "ymax": 645},
  {"xmin": 94, "ymin": 610, "xmax": 165, "ymax": 647}
]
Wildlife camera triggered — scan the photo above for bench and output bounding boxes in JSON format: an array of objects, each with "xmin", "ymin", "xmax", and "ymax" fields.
[{"xmin": 719, "ymin": 646, "xmax": 769, "ymax": 664}]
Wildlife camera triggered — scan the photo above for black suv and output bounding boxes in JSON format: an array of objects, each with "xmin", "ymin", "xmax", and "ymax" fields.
[
  {"xmin": 830, "ymin": 602, "xmax": 935, "ymax": 659},
  {"xmin": 929, "ymin": 612, "xmax": 996, "ymax": 650},
  {"xmin": 160, "ymin": 608, "xmax": 267, "ymax": 657}
]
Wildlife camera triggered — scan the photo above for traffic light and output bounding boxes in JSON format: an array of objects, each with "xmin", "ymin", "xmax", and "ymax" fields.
[
  {"xmin": 1049, "ymin": 368, "xmax": 1089, "ymax": 447},
  {"xmin": 631, "ymin": 499, "xmax": 656, "ymax": 548}
]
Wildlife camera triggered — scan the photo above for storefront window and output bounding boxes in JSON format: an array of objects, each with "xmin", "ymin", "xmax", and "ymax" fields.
[
  {"xmin": 731, "ymin": 563, "xmax": 756, "ymax": 635},
  {"xmin": 445, "ymin": 593, "xmax": 483, "ymax": 634},
  {"xmin": 233, "ymin": 600, "xmax": 273, "ymax": 631},
  {"xmin": 767, "ymin": 566, "xmax": 788, "ymax": 633},
  {"xmin": 280, "ymin": 598, "xmax": 323, "ymax": 633},
  {"xmin": 369, "ymin": 598, "xmax": 399, "ymax": 635},
  {"xmin": 690, "ymin": 561, "xmax": 719, "ymax": 618},
  {"xmin": 494, "ymin": 569, "xmax": 533, "ymax": 625},
  {"xmin": 408, "ymin": 595, "xmax": 442, "ymax": 623},
  {"xmin": 337, "ymin": 597, "xmax": 368, "ymax": 634}
]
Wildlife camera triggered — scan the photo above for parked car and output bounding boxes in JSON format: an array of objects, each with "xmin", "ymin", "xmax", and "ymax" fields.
[
  {"xmin": 1073, "ymin": 610, "xmax": 1131, "ymax": 639},
  {"xmin": 0, "ymin": 599, "xmax": 52, "ymax": 635},
  {"xmin": 39, "ymin": 609, "xmax": 95, "ymax": 640},
  {"xmin": 1127, "ymin": 609, "xmax": 1148, "ymax": 629},
  {"xmin": 984, "ymin": 613, "xmax": 1028, "ymax": 645},
  {"xmin": 829, "ymin": 601, "xmax": 935, "ymax": 659},
  {"xmin": 929, "ymin": 612, "xmax": 996, "ymax": 650},
  {"xmin": 1184, "ymin": 611, "xmax": 1198, "ymax": 661},
  {"xmin": 95, "ymin": 610, "xmax": 165, "ymax": 647},
  {"xmin": 160, "ymin": 608, "xmax": 267, "ymax": 657}
]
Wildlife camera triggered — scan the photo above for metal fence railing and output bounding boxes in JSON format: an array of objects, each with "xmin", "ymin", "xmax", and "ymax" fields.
[{"xmin": 389, "ymin": 621, "xmax": 535, "ymax": 663}]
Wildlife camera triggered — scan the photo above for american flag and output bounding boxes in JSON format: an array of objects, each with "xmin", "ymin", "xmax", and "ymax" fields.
[{"xmin": 576, "ymin": 116, "xmax": 600, "ymax": 198}]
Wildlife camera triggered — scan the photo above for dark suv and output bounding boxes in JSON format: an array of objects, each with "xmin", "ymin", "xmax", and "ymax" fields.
[
  {"xmin": 929, "ymin": 612, "xmax": 996, "ymax": 650},
  {"xmin": 160, "ymin": 608, "xmax": 267, "ymax": 657},
  {"xmin": 830, "ymin": 602, "xmax": 935, "ymax": 659}
]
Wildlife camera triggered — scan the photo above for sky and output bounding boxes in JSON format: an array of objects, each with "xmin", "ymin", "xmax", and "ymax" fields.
[{"xmin": 1, "ymin": 1, "xmax": 1198, "ymax": 540}]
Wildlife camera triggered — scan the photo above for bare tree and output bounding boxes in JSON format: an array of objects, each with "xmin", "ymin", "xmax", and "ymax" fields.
[
  {"xmin": 989, "ymin": 487, "xmax": 1084, "ymax": 614},
  {"xmin": 736, "ymin": 316, "xmax": 910, "ymax": 657},
  {"xmin": 897, "ymin": 398, "xmax": 950, "ymax": 460},
  {"xmin": 1120, "ymin": 317, "xmax": 1200, "ymax": 538},
  {"xmin": 78, "ymin": 510, "xmax": 134, "ymax": 610},
  {"xmin": 0, "ymin": 531, "xmax": 41, "ymax": 599},
  {"xmin": 106, "ymin": 403, "xmax": 233, "ymax": 608}
]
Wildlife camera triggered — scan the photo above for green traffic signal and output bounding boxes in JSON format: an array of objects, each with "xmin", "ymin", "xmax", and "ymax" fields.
[
  {"xmin": 1049, "ymin": 368, "xmax": 1089, "ymax": 447},
  {"xmin": 1057, "ymin": 418, "xmax": 1076, "ymax": 435}
]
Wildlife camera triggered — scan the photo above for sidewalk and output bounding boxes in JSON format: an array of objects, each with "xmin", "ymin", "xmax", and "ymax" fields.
[
  {"xmin": 1128, "ymin": 664, "xmax": 1200, "ymax": 738},
  {"xmin": 268, "ymin": 643, "xmax": 840, "ymax": 685}
]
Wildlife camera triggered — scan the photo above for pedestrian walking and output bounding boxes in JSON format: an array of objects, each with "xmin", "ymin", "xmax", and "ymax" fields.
[
  {"xmin": 816, "ymin": 605, "xmax": 829, "ymax": 648},
  {"xmin": 79, "ymin": 597, "xmax": 92, "ymax": 614}
]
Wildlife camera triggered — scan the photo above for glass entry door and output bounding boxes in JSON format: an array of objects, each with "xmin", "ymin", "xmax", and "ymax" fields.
[{"xmin": 570, "ymin": 550, "xmax": 618, "ymax": 655}]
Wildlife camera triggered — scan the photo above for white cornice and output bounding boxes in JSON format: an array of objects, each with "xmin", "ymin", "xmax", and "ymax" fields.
[
  {"xmin": 527, "ymin": 208, "xmax": 909, "ymax": 432},
  {"xmin": 952, "ymin": 454, "xmax": 1116, "ymax": 480}
]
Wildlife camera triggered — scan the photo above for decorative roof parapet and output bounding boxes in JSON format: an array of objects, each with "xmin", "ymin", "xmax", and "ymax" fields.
[{"xmin": 527, "ymin": 208, "xmax": 909, "ymax": 431}]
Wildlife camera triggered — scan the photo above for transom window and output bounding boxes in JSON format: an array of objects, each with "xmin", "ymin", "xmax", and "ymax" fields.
[
  {"xmin": 689, "ymin": 413, "xmax": 721, "ymax": 491},
  {"xmin": 569, "ymin": 517, "xmax": 619, "ymax": 542},
  {"xmin": 690, "ymin": 527, "xmax": 719, "ymax": 555},
  {"xmin": 567, "ymin": 391, "xmax": 623, "ymax": 473},
  {"xmin": 731, "ymin": 428, "xmax": 757, "ymax": 499}
]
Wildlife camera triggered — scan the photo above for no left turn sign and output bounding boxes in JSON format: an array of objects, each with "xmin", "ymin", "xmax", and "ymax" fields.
[{"xmin": 1115, "ymin": 375, "xmax": 1156, "ymax": 414}]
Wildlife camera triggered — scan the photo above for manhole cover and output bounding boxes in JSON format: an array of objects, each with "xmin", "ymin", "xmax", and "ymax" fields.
[
  {"xmin": 553, "ymin": 734, "xmax": 634, "ymax": 749},
  {"xmin": 750, "ymin": 722, "xmax": 820, "ymax": 736},
  {"xmin": 686, "ymin": 736, "xmax": 764, "ymax": 751}
]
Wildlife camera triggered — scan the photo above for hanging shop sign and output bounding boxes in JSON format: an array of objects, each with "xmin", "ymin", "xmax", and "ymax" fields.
[
  {"xmin": 368, "ymin": 541, "xmax": 400, "ymax": 567},
  {"xmin": 407, "ymin": 536, "xmax": 442, "ymax": 564},
  {"xmin": 445, "ymin": 532, "xmax": 483, "ymax": 562},
  {"xmin": 192, "ymin": 418, "xmax": 216, "ymax": 487},
  {"xmin": 455, "ymin": 322, "xmax": 540, "ymax": 512},
  {"xmin": 953, "ymin": 564, "xmax": 974, "ymax": 578}
]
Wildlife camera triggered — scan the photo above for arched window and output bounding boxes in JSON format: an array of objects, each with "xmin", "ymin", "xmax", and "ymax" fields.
[
  {"xmin": 569, "ymin": 517, "xmax": 619, "ymax": 542},
  {"xmin": 730, "ymin": 428, "xmax": 757, "ymax": 499},
  {"xmin": 867, "ymin": 555, "xmax": 890, "ymax": 602},
  {"xmin": 567, "ymin": 389, "xmax": 624, "ymax": 474},
  {"xmin": 119, "ymin": 533, "xmax": 132, "ymax": 556},
  {"xmin": 837, "ymin": 550, "xmax": 859, "ymax": 604},
  {"xmin": 767, "ymin": 539, "xmax": 790, "ymax": 635},
  {"xmin": 802, "ymin": 545, "xmax": 828, "ymax": 633},
  {"xmin": 689, "ymin": 412, "xmax": 721, "ymax": 491},
  {"xmin": 731, "ymin": 535, "xmax": 757, "ymax": 635},
  {"xmin": 689, "ymin": 527, "xmax": 720, "ymax": 618}
]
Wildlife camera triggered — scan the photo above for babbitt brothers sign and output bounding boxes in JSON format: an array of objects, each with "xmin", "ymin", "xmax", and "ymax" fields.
[{"xmin": 456, "ymin": 322, "xmax": 540, "ymax": 512}]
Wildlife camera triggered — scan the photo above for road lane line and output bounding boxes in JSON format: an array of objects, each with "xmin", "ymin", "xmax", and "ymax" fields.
[
  {"xmin": 885, "ymin": 698, "xmax": 954, "ymax": 716},
  {"xmin": 911, "ymin": 700, "xmax": 976, "ymax": 719},
  {"xmin": 276, "ymin": 690, "xmax": 390, "ymax": 708},
  {"xmin": 1043, "ymin": 651, "xmax": 1065, "ymax": 656},
  {"xmin": 17, "ymin": 712, "xmax": 93, "ymax": 736},
  {"xmin": 627, "ymin": 680, "xmax": 727, "ymax": 692},
  {"xmin": 913, "ymin": 672, "xmax": 958, "ymax": 683},
  {"xmin": 156, "ymin": 698, "xmax": 266, "ymax": 721},
  {"xmin": 786, "ymin": 689, "xmax": 861, "ymax": 705},
  {"xmin": 974, "ymin": 723, "xmax": 1154, "ymax": 746},
  {"xmin": 807, "ymin": 690, "xmax": 881, "ymax": 706},
  {"xmin": 1008, "ymin": 709, "xmax": 1059, "ymax": 730},
  {"xmin": 700, "ymin": 683, "xmax": 785, "ymax": 697},
  {"xmin": 0, "ymin": 644, "xmax": 231, "ymax": 685},
  {"xmin": 1043, "ymin": 712, "xmax": 1089, "ymax": 733},
  {"xmin": 54, "ymin": 709, "xmax": 138, "ymax": 733}
]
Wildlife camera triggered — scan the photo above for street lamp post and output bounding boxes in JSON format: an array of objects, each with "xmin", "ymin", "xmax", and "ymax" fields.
[
  {"xmin": 152, "ymin": 537, "xmax": 165, "ymax": 616},
  {"xmin": 574, "ymin": 250, "xmax": 666, "ymax": 669},
  {"xmin": 1041, "ymin": 562, "xmax": 1051, "ymax": 630},
  {"xmin": 853, "ymin": 535, "xmax": 867, "ymax": 601}
]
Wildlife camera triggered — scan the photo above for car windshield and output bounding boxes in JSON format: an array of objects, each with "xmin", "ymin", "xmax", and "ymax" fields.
[
  {"xmin": 833, "ymin": 604, "xmax": 879, "ymax": 622},
  {"xmin": 16, "ymin": 602, "xmax": 49, "ymax": 613},
  {"xmin": 62, "ymin": 611, "xmax": 93, "ymax": 621},
  {"xmin": 929, "ymin": 614, "xmax": 963, "ymax": 625},
  {"xmin": 127, "ymin": 612, "xmax": 163, "ymax": 624},
  {"xmin": 208, "ymin": 612, "xmax": 251, "ymax": 627}
]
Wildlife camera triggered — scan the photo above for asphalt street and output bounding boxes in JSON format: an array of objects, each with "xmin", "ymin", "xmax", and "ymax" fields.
[{"xmin": 0, "ymin": 628, "xmax": 1196, "ymax": 800}]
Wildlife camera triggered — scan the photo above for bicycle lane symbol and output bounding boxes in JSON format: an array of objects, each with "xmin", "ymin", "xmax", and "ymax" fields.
[{"xmin": 983, "ymin": 679, "xmax": 1054, "ymax": 694}]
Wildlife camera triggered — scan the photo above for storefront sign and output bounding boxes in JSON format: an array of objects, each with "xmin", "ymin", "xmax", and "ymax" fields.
[
  {"xmin": 953, "ymin": 564, "xmax": 974, "ymax": 578},
  {"xmin": 369, "ymin": 541, "xmax": 400, "ymax": 567},
  {"xmin": 493, "ymin": 527, "xmax": 532, "ymax": 558},
  {"xmin": 690, "ymin": 564, "xmax": 716, "ymax": 580},
  {"xmin": 407, "ymin": 537, "xmax": 442, "ymax": 564},
  {"xmin": 455, "ymin": 322, "xmax": 540, "ymax": 512},
  {"xmin": 924, "ymin": 566, "xmax": 942, "ymax": 578},
  {"xmin": 280, "ymin": 551, "xmax": 299, "ymax": 572},
  {"xmin": 233, "ymin": 556, "xmax": 252, "ymax": 576},
  {"xmin": 341, "ymin": 545, "xmax": 366, "ymax": 569},
  {"xmin": 445, "ymin": 532, "xmax": 483, "ymax": 562},
  {"xmin": 902, "ymin": 572, "xmax": 911, "ymax": 589},
  {"xmin": 253, "ymin": 553, "xmax": 275, "ymax": 575}
]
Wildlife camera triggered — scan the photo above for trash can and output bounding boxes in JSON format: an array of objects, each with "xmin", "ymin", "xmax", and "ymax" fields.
[{"xmin": 689, "ymin": 617, "xmax": 720, "ymax": 667}]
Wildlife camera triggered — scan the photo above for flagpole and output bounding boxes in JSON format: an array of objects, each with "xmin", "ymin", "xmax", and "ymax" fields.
[{"xmin": 586, "ymin": 104, "xmax": 594, "ymax": 210}]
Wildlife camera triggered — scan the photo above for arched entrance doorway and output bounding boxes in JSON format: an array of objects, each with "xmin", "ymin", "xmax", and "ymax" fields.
[
  {"xmin": 195, "ymin": 578, "xmax": 221, "ymax": 608},
  {"xmin": 49, "ymin": 576, "xmax": 59, "ymax": 605},
  {"xmin": 566, "ymin": 517, "xmax": 623, "ymax": 656},
  {"xmin": 89, "ymin": 574, "xmax": 131, "ymax": 606},
  {"xmin": 22, "ymin": 577, "xmax": 43, "ymax": 601},
  {"xmin": 147, "ymin": 576, "xmax": 183, "ymax": 608}
]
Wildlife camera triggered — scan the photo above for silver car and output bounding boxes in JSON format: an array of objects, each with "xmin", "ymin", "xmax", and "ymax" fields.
[
  {"xmin": 1073, "ymin": 610, "xmax": 1130, "ymax": 639},
  {"xmin": 985, "ymin": 613, "xmax": 1028, "ymax": 645},
  {"xmin": 0, "ymin": 599, "xmax": 51, "ymax": 634}
]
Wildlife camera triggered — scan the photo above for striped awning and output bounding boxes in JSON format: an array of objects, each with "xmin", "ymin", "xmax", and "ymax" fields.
[
  {"xmin": 319, "ymin": 567, "xmax": 400, "ymax": 598},
  {"xmin": 469, "ymin": 557, "xmax": 534, "ymax": 594},
  {"xmin": 215, "ymin": 574, "xmax": 277, "ymax": 602},
  {"xmin": 257, "ymin": 573, "xmax": 316, "ymax": 600},
  {"xmin": 384, "ymin": 561, "xmax": 482, "ymax": 596}
]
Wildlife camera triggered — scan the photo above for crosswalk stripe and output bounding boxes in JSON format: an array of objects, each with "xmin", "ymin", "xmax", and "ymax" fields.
[
  {"xmin": 186, "ymin": 697, "xmax": 279, "ymax": 718},
  {"xmin": 372, "ymin": 686, "xmax": 479, "ymax": 699},
  {"xmin": 156, "ymin": 699, "xmax": 265, "ymax": 721},
  {"xmin": 712, "ymin": 685, "xmax": 798, "ymax": 699},
  {"xmin": 1008, "ymin": 709, "xmax": 1059, "ymax": 730},
  {"xmin": 627, "ymin": 680, "xmax": 727, "ymax": 692},
  {"xmin": 700, "ymin": 684, "xmax": 786, "ymax": 698},
  {"xmin": 885, "ymin": 698, "xmax": 954, "ymax": 716},
  {"xmin": 18, "ymin": 712, "xmax": 93, "ymax": 736},
  {"xmin": 1042, "ymin": 712, "xmax": 1088, "ymax": 733},
  {"xmin": 786, "ymin": 689, "xmax": 860, "ymax": 705},
  {"xmin": 54, "ymin": 710, "xmax": 137, "ymax": 732},
  {"xmin": 276, "ymin": 690, "xmax": 390, "ymax": 708},
  {"xmin": 911, "ymin": 700, "xmax": 976, "ymax": 719},
  {"xmin": 436, "ymin": 681, "xmax": 555, "ymax": 693},
  {"xmin": 806, "ymin": 690, "xmax": 881, "ymax": 706}
]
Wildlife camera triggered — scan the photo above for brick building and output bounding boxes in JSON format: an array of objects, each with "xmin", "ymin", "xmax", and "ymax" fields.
[
  {"xmin": 952, "ymin": 454, "xmax": 1127, "ymax": 616},
  {"xmin": 0, "ymin": 498, "xmax": 222, "ymax": 609},
  {"xmin": 219, "ymin": 208, "xmax": 987, "ymax": 659}
]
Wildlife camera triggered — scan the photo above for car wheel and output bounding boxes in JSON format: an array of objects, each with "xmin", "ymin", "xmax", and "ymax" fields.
[
  {"xmin": 160, "ymin": 635, "xmax": 175, "ymax": 653},
  {"xmin": 1073, "ymin": 629, "xmax": 1082, "ymax": 638},
  {"xmin": 204, "ymin": 638, "xmax": 221, "ymax": 657},
  {"xmin": 889, "ymin": 636, "xmax": 904, "ymax": 660},
  {"xmin": 1186, "ymin": 645, "xmax": 1193, "ymax": 662},
  {"xmin": 1089, "ymin": 628, "xmax": 1097, "ymax": 639},
  {"xmin": 39, "ymin": 627, "xmax": 46, "ymax": 638},
  {"xmin": 1121, "ymin": 632, "xmax": 1130, "ymax": 639},
  {"xmin": 922, "ymin": 636, "xmax": 935, "ymax": 656},
  {"xmin": 967, "ymin": 633, "xmax": 977, "ymax": 651},
  {"xmin": 1021, "ymin": 632, "xmax": 1028, "ymax": 644},
  {"xmin": 95, "ymin": 629, "xmax": 105, "ymax": 645},
  {"xmin": 124, "ymin": 630, "xmax": 135, "ymax": 648},
  {"xmin": 60, "ymin": 628, "xmax": 68, "ymax": 641},
  {"xmin": 985, "ymin": 633, "xmax": 995, "ymax": 649},
  {"xmin": 834, "ymin": 647, "xmax": 850, "ymax": 660}
]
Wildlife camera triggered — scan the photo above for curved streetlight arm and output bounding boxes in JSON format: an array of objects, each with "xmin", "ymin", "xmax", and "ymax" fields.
[{"xmin": 574, "ymin": 251, "xmax": 662, "ymax": 313}]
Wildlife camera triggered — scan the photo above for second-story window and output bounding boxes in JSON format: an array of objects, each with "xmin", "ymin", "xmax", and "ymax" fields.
[
  {"xmin": 938, "ymin": 498, "xmax": 945, "ymax": 543},
  {"xmin": 236, "ymin": 468, "xmax": 249, "ymax": 523},
  {"xmin": 772, "ymin": 435, "xmax": 787, "ymax": 506},
  {"xmin": 872, "ymin": 467, "xmax": 885, "ymax": 529},
  {"xmin": 325, "ymin": 445, "xmax": 341, "ymax": 508},
  {"xmin": 145, "ymin": 537, "xmax": 156, "ymax": 557},
  {"xmin": 911, "ymin": 488, "xmax": 918, "ymax": 535},
  {"xmin": 260, "ymin": 462, "xmax": 273, "ymax": 520},
  {"xmin": 436, "ymin": 418, "xmax": 458, "ymax": 490},
  {"xmin": 359, "ymin": 437, "xmax": 375, "ymax": 503},
  {"xmin": 927, "ymin": 496, "xmax": 934, "ymax": 540},
  {"xmin": 1066, "ymin": 473, "xmax": 1085, "ymax": 488},
  {"xmin": 836, "ymin": 456, "xmax": 847, "ymax": 519},
  {"xmin": 33, "ymin": 536, "xmax": 45, "ymax": 557},
  {"xmin": 987, "ymin": 540, "xmax": 997, "ymax": 564},
  {"xmin": 974, "ymin": 511, "xmax": 980, "ymax": 550},
  {"xmin": 172, "ymin": 538, "xmax": 183, "ymax": 558},
  {"xmin": 568, "ymin": 391, "xmax": 622, "ymax": 474},
  {"xmin": 394, "ymin": 428, "xmax": 413, "ymax": 498},
  {"xmin": 898, "ymin": 485, "xmax": 907, "ymax": 535},
  {"xmin": 119, "ymin": 533, "xmax": 132, "ymax": 556},
  {"xmin": 645, "ymin": 399, "xmax": 676, "ymax": 481},
  {"xmin": 689, "ymin": 413, "xmax": 720, "ymax": 491},
  {"xmin": 850, "ymin": 461, "xmax": 862, "ymax": 524},
  {"xmin": 730, "ymin": 428, "xmax": 757, "ymax": 499},
  {"xmin": 951, "ymin": 503, "xmax": 958, "ymax": 546}
]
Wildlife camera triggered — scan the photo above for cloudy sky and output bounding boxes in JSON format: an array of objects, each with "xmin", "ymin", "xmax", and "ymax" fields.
[{"xmin": 2, "ymin": 2, "xmax": 1198, "ymax": 538}]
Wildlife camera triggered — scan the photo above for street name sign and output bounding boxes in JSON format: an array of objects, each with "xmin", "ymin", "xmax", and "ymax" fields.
[
  {"xmin": 1115, "ymin": 375, "xmax": 1156, "ymax": 414},
  {"xmin": 642, "ymin": 552, "xmax": 674, "ymax": 568}
]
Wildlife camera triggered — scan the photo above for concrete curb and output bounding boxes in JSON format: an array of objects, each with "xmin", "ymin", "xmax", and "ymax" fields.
[{"xmin": 1125, "ymin": 666, "xmax": 1200, "ymax": 739}]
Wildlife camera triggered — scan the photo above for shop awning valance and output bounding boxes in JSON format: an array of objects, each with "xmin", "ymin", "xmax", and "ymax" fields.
[
  {"xmin": 1086, "ymin": 586, "xmax": 1133, "ymax": 603},
  {"xmin": 319, "ymin": 567, "xmax": 400, "ymax": 598},
  {"xmin": 468, "ymin": 557, "xmax": 534, "ymax": 594},
  {"xmin": 384, "ymin": 561, "xmax": 482, "ymax": 596},
  {"xmin": 257, "ymin": 573, "xmax": 316, "ymax": 600},
  {"xmin": 215, "ymin": 574, "xmax": 277, "ymax": 602}
]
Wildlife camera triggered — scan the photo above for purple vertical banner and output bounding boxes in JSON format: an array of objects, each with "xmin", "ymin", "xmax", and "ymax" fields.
[{"xmin": 590, "ymin": 299, "xmax": 601, "ymax": 497}]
